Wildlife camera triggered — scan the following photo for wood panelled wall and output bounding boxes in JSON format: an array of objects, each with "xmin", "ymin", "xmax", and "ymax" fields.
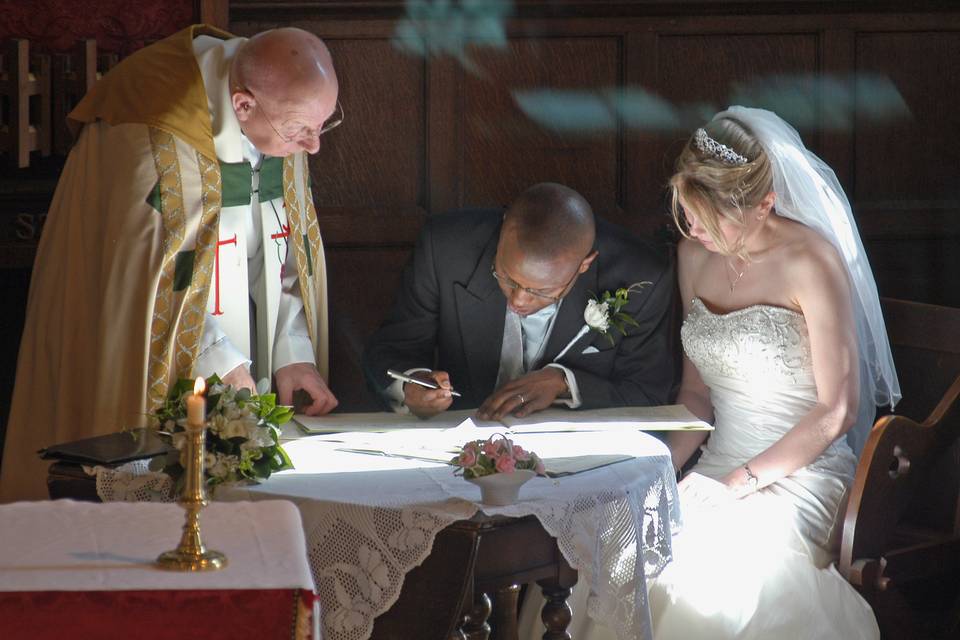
[
  {"xmin": 0, "ymin": 2, "xmax": 956, "ymax": 417},
  {"xmin": 229, "ymin": 1, "xmax": 960, "ymax": 408}
]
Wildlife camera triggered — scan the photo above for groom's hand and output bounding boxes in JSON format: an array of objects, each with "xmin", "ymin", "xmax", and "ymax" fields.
[
  {"xmin": 477, "ymin": 367, "xmax": 568, "ymax": 421},
  {"xmin": 404, "ymin": 370, "xmax": 455, "ymax": 419}
]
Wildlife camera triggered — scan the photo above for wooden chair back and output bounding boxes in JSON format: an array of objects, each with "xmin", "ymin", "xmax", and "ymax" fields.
[{"xmin": 839, "ymin": 298, "xmax": 960, "ymax": 638}]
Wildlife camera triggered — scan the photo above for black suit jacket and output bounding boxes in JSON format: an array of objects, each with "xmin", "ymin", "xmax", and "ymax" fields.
[{"xmin": 362, "ymin": 209, "xmax": 678, "ymax": 410}]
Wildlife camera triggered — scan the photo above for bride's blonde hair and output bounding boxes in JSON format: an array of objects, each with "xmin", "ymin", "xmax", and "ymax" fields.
[{"xmin": 669, "ymin": 117, "xmax": 773, "ymax": 258}]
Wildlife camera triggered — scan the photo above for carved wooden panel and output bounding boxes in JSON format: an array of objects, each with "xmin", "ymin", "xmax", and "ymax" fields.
[
  {"xmin": 325, "ymin": 247, "xmax": 411, "ymax": 409},
  {"xmin": 633, "ymin": 33, "xmax": 821, "ymax": 218},
  {"xmin": 461, "ymin": 37, "xmax": 622, "ymax": 218},
  {"xmin": 854, "ymin": 32, "xmax": 960, "ymax": 206}
]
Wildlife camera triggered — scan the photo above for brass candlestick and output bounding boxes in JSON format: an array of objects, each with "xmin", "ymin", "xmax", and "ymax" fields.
[{"xmin": 156, "ymin": 425, "xmax": 228, "ymax": 571}]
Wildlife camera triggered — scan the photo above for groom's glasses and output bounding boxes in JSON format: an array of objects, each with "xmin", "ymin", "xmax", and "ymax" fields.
[{"xmin": 491, "ymin": 261, "xmax": 581, "ymax": 303}]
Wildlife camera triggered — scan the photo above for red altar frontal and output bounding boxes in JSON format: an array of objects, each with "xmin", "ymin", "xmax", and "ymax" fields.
[{"xmin": 0, "ymin": 500, "xmax": 318, "ymax": 640}]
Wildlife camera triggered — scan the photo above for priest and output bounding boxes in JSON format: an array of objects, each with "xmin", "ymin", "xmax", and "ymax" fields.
[{"xmin": 1, "ymin": 26, "xmax": 339, "ymax": 501}]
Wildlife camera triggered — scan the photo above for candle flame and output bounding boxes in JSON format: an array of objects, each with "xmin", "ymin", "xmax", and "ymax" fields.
[{"xmin": 194, "ymin": 376, "xmax": 205, "ymax": 396}]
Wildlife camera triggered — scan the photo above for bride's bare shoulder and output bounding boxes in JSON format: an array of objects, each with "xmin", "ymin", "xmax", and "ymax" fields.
[
  {"xmin": 678, "ymin": 237, "xmax": 710, "ymax": 266},
  {"xmin": 779, "ymin": 220, "xmax": 848, "ymax": 285}
]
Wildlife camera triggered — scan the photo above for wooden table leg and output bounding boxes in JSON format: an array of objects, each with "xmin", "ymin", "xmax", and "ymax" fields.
[
  {"xmin": 459, "ymin": 592, "xmax": 492, "ymax": 640},
  {"xmin": 537, "ymin": 577, "xmax": 573, "ymax": 640},
  {"xmin": 491, "ymin": 583, "xmax": 521, "ymax": 640}
]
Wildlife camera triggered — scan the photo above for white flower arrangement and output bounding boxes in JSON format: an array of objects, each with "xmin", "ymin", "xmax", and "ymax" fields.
[{"xmin": 149, "ymin": 375, "xmax": 294, "ymax": 491}]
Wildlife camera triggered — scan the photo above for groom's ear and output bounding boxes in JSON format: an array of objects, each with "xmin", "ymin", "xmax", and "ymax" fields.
[{"xmin": 578, "ymin": 250, "xmax": 599, "ymax": 274}]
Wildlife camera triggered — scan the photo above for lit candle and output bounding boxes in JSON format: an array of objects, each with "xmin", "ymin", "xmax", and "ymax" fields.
[{"xmin": 186, "ymin": 377, "xmax": 206, "ymax": 431}]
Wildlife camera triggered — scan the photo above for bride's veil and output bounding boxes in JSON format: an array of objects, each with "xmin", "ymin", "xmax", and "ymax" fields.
[{"xmin": 714, "ymin": 106, "xmax": 901, "ymax": 455}]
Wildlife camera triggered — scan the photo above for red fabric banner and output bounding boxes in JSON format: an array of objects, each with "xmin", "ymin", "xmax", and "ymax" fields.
[
  {"xmin": 0, "ymin": 588, "xmax": 312, "ymax": 639},
  {"xmin": 0, "ymin": 0, "xmax": 194, "ymax": 54}
]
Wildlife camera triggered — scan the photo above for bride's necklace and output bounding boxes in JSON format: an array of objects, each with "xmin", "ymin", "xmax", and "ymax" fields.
[{"xmin": 726, "ymin": 258, "xmax": 751, "ymax": 294}]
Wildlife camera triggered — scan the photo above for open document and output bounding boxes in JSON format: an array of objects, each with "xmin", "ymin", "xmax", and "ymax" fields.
[
  {"xmin": 292, "ymin": 406, "xmax": 708, "ymax": 477},
  {"xmin": 294, "ymin": 404, "xmax": 713, "ymax": 435},
  {"xmin": 311, "ymin": 418, "xmax": 666, "ymax": 477}
]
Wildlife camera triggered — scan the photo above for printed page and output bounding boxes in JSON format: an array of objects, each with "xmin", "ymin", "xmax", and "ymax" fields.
[
  {"xmin": 295, "ymin": 404, "xmax": 711, "ymax": 435},
  {"xmin": 502, "ymin": 404, "xmax": 713, "ymax": 433},
  {"xmin": 293, "ymin": 408, "xmax": 500, "ymax": 434}
]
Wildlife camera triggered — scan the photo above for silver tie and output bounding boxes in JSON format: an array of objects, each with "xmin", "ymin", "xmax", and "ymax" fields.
[{"xmin": 495, "ymin": 309, "xmax": 525, "ymax": 388}]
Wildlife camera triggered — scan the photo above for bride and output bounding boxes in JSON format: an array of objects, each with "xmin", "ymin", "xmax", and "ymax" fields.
[
  {"xmin": 522, "ymin": 107, "xmax": 901, "ymax": 639},
  {"xmin": 650, "ymin": 105, "xmax": 901, "ymax": 639}
]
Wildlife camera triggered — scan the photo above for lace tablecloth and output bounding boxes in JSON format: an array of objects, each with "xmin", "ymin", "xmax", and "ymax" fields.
[{"xmin": 96, "ymin": 430, "xmax": 679, "ymax": 640}]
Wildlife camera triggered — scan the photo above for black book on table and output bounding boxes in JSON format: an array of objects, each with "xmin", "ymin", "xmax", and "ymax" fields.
[{"xmin": 38, "ymin": 429, "xmax": 173, "ymax": 466}]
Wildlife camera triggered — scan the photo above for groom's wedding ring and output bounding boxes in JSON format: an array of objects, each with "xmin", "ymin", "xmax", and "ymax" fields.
[{"xmin": 517, "ymin": 393, "xmax": 526, "ymax": 405}]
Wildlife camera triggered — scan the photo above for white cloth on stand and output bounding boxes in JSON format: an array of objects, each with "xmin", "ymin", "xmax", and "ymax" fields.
[{"xmin": 0, "ymin": 500, "xmax": 314, "ymax": 592}]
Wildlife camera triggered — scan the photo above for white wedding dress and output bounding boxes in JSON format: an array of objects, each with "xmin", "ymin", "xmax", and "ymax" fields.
[{"xmin": 520, "ymin": 297, "xmax": 879, "ymax": 640}]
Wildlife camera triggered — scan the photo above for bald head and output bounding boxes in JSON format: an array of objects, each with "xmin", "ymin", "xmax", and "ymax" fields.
[
  {"xmin": 504, "ymin": 183, "xmax": 595, "ymax": 260},
  {"xmin": 232, "ymin": 28, "xmax": 336, "ymax": 103},
  {"xmin": 230, "ymin": 28, "xmax": 339, "ymax": 157}
]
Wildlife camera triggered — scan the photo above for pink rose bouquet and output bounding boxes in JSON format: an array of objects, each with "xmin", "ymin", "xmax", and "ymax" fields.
[{"xmin": 451, "ymin": 433, "xmax": 546, "ymax": 480}]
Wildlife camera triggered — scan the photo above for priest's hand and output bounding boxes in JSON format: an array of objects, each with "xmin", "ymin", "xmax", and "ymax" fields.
[
  {"xmin": 222, "ymin": 364, "xmax": 256, "ymax": 393},
  {"xmin": 477, "ymin": 367, "xmax": 568, "ymax": 421},
  {"xmin": 404, "ymin": 370, "xmax": 454, "ymax": 419},
  {"xmin": 276, "ymin": 362, "xmax": 339, "ymax": 416}
]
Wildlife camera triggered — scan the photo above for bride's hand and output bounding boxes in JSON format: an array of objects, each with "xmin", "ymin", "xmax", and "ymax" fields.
[
  {"xmin": 720, "ymin": 466, "xmax": 758, "ymax": 499},
  {"xmin": 679, "ymin": 472, "xmax": 737, "ymax": 509}
]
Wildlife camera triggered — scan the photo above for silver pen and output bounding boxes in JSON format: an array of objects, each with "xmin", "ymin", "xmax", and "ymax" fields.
[{"xmin": 387, "ymin": 369, "xmax": 462, "ymax": 397}]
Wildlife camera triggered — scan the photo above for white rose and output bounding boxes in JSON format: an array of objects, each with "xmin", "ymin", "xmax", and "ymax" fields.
[
  {"xmin": 208, "ymin": 413, "xmax": 228, "ymax": 435},
  {"xmin": 209, "ymin": 456, "xmax": 227, "ymax": 480},
  {"xmin": 222, "ymin": 419, "xmax": 248, "ymax": 440},
  {"xmin": 204, "ymin": 452, "xmax": 217, "ymax": 468},
  {"xmin": 256, "ymin": 427, "xmax": 275, "ymax": 448},
  {"xmin": 584, "ymin": 299, "xmax": 611, "ymax": 332},
  {"xmin": 209, "ymin": 453, "xmax": 238, "ymax": 480},
  {"xmin": 241, "ymin": 416, "xmax": 260, "ymax": 440}
]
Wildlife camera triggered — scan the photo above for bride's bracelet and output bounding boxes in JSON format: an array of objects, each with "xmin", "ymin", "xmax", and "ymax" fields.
[{"xmin": 743, "ymin": 462, "xmax": 759, "ymax": 490}]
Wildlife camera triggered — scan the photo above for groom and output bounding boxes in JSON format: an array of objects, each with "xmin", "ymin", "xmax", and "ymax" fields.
[{"xmin": 362, "ymin": 182, "xmax": 678, "ymax": 419}]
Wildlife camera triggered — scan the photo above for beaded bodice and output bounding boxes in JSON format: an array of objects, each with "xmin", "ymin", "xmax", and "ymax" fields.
[
  {"xmin": 682, "ymin": 297, "xmax": 814, "ymax": 387},
  {"xmin": 681, "ymin": 297, "xmax": 827, "ymax": 461}
]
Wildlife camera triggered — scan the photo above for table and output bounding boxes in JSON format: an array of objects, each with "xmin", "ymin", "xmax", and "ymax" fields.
[
  {"xmin": 216, "ymin": 429, "xmax": 680, "ymax": 640},
  {"xmin": 0, "ymin": 500, "xmax": 318, "ymax": 640},
  {"xmin": 53, "ymin": 427, "xmax": 680, "ymax": 640}
]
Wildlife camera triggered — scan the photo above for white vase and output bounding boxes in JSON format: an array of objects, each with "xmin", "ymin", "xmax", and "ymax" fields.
[{"xmin": 466, "ymin": 469, "xmax": 536, "ymax": 506}]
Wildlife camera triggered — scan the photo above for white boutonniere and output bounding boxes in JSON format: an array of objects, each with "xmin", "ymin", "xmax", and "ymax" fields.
[{"xmin": 554, "ymin": 282, "xmax": 650, "ymax": 361}]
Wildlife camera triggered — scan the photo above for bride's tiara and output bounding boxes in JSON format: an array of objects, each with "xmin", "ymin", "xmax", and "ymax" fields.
[{"xmin": 693, "ymin": 128, "xmax": 748, "ymax": 166}]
